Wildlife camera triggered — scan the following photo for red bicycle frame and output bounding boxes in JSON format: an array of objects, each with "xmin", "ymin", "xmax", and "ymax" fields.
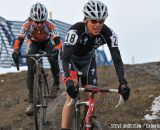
[
  {"xmin": 69, "ymin": 71, "xmax": 123, "ymax": 130},
  {"xmin": 85, "ymin": 93, "xmax": 95, "ymax": 130},
  {"xmin": 74, "ymin": 87, "xmax": 123, "ymax": 130}
]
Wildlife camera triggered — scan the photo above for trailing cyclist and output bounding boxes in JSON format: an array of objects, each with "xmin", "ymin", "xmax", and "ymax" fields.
[
  {"xmin": 12, "ymin": 3, "xmax": 62, "ymax": 116},
  {"xmin": 59, "ymin": 0, "xmax": 130, "ymax": 129}
]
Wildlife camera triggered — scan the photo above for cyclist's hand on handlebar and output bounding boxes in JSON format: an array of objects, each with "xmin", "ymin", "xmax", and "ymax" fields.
[
  {"xmin": 12, "ymin": 49, "xmax": 20, "ymax": 70},
  {"xmin": 66, "ymin": 79, "xmax": 78, "ymax": 99},
  {"xmin": 118, "ymin": 84, "xmax": 130, "ymax": 101}
]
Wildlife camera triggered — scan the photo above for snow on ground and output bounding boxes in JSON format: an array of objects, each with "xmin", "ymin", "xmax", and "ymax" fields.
[
  {"xmin": 144, "ymin": 96, "xmax": 160, "ymax": 121},
  {"xmin": 0, "ymin": 66, "xmax": 27, "ymax": 75}
]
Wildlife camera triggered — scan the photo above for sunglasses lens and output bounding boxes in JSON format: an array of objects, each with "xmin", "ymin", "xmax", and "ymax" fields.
[
  {"xmin": 99, "ymin": 20, "xmax": 104, "ymax": 24},
  {"xmin": 90, "ymin": 20, "xmax": 104, "ymax": 24},
  {"xmin": 34, "ymin": 21, "xmax": 45, "ymax": 24},
  {"xmin": 90, "ymin": 20, "xmax": 96, "ymax": 24}
]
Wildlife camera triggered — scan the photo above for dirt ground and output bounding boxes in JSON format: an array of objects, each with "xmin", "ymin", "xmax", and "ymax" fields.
[{"xmin": 0, "ymin": 62, "xmax": 160, "ymax": 130}]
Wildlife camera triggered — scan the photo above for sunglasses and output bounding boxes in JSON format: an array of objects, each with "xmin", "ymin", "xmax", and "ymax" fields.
[
  {"xmin": 34, "ymin": 21, "xmax": 45, "ymax": 24},
  {"xmin": 90, "ymin": 20, "xmax": 105, "ymax": 24}
]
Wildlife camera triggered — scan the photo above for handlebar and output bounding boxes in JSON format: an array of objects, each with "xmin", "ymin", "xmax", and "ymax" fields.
[
  {"xmin": 21, "ymin": 53, "xmax": 54, "ymax": 58},
  {"xmin": 13, "ymin": 51, "xmax": 56, "ymax": 71},
  {"xmin": 78, "ymin": 87, "xmax": 124, "ymax": 108},
  {"xmin": 79, "ymin": 87, "xmax": 118, "ymax": 93}
]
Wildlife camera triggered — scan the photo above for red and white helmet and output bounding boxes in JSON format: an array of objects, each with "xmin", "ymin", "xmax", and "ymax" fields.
[
  {"xmin": 83, "ymin": 0, "xmax": 108, "ymax": 20},
  {"xmin": 30, "ymin": 3, "xmax": 48, "ymax": 22}
]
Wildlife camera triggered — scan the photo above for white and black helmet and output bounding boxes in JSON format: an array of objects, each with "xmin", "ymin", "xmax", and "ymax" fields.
[
  {"xmin": 83, "ymin": 0, "xmax": 108, "ymax": 20},
  {"xmin": 30, "ymin": 3, "xmax": 48, "ymax": 22}
]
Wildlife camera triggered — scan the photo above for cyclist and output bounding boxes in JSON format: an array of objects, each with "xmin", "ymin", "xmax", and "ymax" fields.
[
  {"xmin": 60, "ymin": 0, "xmax": 130, "ymax": 129},
  {"xmin": 12, "ymin": 3, "xmax": 62, "ymax": 115}
]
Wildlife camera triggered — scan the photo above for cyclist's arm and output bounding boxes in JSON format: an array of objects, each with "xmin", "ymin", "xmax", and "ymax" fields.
[
  {"xmin": 13, "ymin": 21, "xmax": 30, "ymax": 50},
  {"xmin": 62, "ymin": 45, "xmax": 74, "ymax": 79},
  {"xmin": 47, "ymin": 21, "xmax": 62, "ymax": 50},
  {"xmin": 13, "ymin": 37, "xmax": 24, "ymax": 50},
  {"xmin": 52, "ymin": 36, "xmax": 62, "ymax": 50},
  {"xmin": 107, "ymin": 29, "xmax": 127, "ymax": 85},
  {"xmin": 109, "ymin": 47, "xmax": 127, "ymax": 85},
  {"xmin": 62, "ymin": 29, "xmax": 78, "ymax": 80}
]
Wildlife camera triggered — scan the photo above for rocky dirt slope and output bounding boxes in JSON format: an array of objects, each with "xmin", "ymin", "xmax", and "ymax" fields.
[{"xmin": 0, "ymin": 62, "xmax": 160, "ymax": 130}]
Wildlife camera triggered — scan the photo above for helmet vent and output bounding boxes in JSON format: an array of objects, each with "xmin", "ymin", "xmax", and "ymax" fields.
[{"xmin": 83, "ymin": 0, "xmax": 108, "ymax": 20}]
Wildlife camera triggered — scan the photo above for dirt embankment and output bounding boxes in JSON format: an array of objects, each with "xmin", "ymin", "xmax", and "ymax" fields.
[{"xmin": 0, "ymin": 62, "xmax": 160, "ymax": 130}]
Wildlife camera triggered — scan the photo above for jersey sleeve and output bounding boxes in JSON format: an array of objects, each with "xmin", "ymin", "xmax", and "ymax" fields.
[
  {"xmin": 47, "ymin": 21, "xmax": 62, "ymax": 49},
  {"xmin": 64, "ymin": 30, "xmax": 78, "ymax": 46},
  {"xmin": 61, "ymin": 23, "xmax": 80, "ymax": 79},
  {"xmin": 13, "ymin": 21, "xmax": 30, "ymax": 49},
  {"xmin": 109, "ymin": 47, "xmax": 127, "ymax": 85},
  {"xmin": 104, "ymin": 26, "xmax": 127, "ymax": 85}
]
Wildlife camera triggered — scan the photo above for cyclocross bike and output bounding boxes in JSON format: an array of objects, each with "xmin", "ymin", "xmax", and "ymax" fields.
[
  {"xmin": 69, "ymin": 72, "xmax": 124, "ymax": 130},
  {"xmin": 19, "ymin": 51, "xmax": 54, "ymax": 130}
]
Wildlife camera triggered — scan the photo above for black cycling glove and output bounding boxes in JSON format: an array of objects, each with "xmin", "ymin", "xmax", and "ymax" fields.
[
  {"xmin": 66, "ymin": 79, "xmax": 77, "ymax": 99},
  {"xmin": 12, "ymin": 49, "xmax": 20, "ymax": 70},
  {"xmin": 118, "ymin": 84, "xmax": 130, "ymax": 101}
]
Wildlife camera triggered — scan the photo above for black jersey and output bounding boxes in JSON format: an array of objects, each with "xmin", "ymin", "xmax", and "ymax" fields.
[{"xmin": 62, "ymin": 22, "xmax": 127, "ymax": 85}]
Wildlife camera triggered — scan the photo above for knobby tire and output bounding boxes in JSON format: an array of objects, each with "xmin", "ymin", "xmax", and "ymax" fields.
[
  {"xmin": 33, "ymin": 73, "xmax": 46, "ymax": 130},
  {"xmin": 33, "ymin": 73, "xmax": 41, "ymax": 130},
  {"xmin": 41, "ymin": 73, "xmax": 49, "ymax": 125}
]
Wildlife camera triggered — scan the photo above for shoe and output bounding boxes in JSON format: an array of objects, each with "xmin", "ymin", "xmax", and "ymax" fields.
[
  {"xmin": 49, "ymin": 88, "xmax": 57, "ymax": 99},
  {"xmin": 25, "ymin": 103, "xmax": 33, "ymax": 116}
]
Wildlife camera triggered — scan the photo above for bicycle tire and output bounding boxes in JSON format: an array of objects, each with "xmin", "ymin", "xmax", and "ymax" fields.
[
  {"xmin": 91, "ymin": 120, "xmax": 102, "ymax": 130},
  {"xmin": 38, "ymin": 74, "xmax": 48, "ymax": 130},
  {"xmin": 33, "ymin": 73, "xmax": 42, "ymax": 130},
  {"xmin": 41, "ymin": 73, "xmax": 49, "ymax": 125}
]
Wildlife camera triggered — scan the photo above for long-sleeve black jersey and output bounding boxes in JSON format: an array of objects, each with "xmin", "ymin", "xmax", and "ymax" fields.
[{"xmin": 62, "ymin": 22, "xmax": 127, "ymax": 85}]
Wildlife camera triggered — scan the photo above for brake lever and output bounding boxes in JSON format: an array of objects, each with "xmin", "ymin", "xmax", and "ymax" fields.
[
  {"xmin": 108, "ymin": 89, "xmax": 125, "ymax": 108},
  {"xmin": 114, "ymin": 94, "xmax": 125, "ymax": 108}
]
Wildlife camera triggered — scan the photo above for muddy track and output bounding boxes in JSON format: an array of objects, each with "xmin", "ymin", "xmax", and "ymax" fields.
[{"xmin": 0, "ymin": 62, "xmax": 160, "ymax": 130}]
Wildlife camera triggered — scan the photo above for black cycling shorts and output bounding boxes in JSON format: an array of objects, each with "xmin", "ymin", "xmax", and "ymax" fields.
[{"xmin": 69, "ymin": 51, "xmax": 97, "ymax": 87}]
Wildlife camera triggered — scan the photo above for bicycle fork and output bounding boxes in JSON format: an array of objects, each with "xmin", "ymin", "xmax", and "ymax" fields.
[
  {"xmin": 75, "ymin": 97, "xmax": 89, "ymax": 130},
  {"xmin": 85, "ymin": 95, "xmax": 95, "ymax": 130},
  {"xmin": 75, "ymin": 95, "xmax": 95, "ymax": 130},
  {"xmin": 75, "ymin": 99, "xmax": 81, "ymax": 130}
]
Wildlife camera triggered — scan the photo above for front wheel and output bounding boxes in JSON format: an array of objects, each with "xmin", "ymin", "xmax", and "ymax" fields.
[
  {"xmin": 33, "ymin": 73, "xmax": 42, "ymax": 130},
  {"xmin": 91, "ymin": 121, "xmax": 102, "ymax": 130}
]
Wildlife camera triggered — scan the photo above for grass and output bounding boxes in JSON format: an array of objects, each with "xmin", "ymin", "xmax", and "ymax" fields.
[{"xmin": 95, "ymin": 64, "xmax": 160, "ymax": 129}]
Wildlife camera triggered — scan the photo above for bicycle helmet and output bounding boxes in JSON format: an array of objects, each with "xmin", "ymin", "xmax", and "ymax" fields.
[
  {"xmin": 30, "ymin": 3, "xmax": 48, "ymax": 22},
  {"xmin": 83, "ymin": 0, "xmax": 108, "ymax": 20}
]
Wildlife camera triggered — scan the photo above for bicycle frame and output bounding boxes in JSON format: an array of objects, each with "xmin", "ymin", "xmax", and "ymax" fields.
[
  {"xmin": 74, "ymin": 87, "xmax": 124, "ymax": 130},
  {"xmin": 21, "ymin": 52, "xmax": 53, "ymax": 130},
  {"xmin": 22, "ymin": 52, "xmax": 51, "ymax": 95},
  {"xmin": 85, "ymin": 93, "xmax": 95, "ymax": 130}
]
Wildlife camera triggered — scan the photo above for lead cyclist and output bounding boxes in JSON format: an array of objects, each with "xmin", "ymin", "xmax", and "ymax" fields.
[{"xmin": 59, "ymin": 0, "xmax": 130, "ymax": 130}]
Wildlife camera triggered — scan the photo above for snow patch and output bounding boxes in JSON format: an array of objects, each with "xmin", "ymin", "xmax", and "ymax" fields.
[
  {"xmin": 144, "ymin": 96, "xmax": 160, "ymax": 121},
  {"xmin": 0, "ymin": 66, "xmax": 27, "ymax": 75}
]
